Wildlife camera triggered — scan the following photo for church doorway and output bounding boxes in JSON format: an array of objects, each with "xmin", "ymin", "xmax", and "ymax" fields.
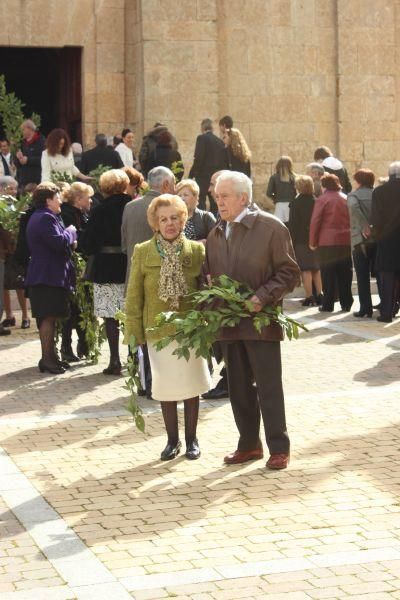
[{"xmin": 0, "ymin": 46, "xmax": 82, "ymax": 142}]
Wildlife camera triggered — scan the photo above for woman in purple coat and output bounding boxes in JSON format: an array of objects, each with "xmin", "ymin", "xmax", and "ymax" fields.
[{"xmin": 25, "ymin": 183, "xmax": 77, "ymax": 374}]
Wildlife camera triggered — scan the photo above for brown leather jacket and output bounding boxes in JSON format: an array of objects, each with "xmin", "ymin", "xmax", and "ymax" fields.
[{"xmin": 204, "ymin": 209, "xmax": 300, "ymax": 341}]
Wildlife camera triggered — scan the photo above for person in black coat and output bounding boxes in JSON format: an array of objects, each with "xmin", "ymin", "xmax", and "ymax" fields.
[
  {"xmin": 189, "ymin": 118, "xmax": 228, "ymax": 214},
  {"xmin": 371, "ymin": 162, "xmax": 400, "ymax": 323},
  {"xmin": 60, "ymin": 183, "xmax": 94, "ymax": 361},
  {"xmin": 146, "ymin": 131, "xmax": 184, "ymax": 181},
  {"xmin": 139, "ymin": 123, "xmax": 178, "ymax": 178},
  {"xmin": 79, "ymin": 134, "xmax": 123, "ymax": 174},
  {"xmin": 288, "ymin": 175, "xmax": 322, "ymax": 306},
  {"xmin": 313, "ymin": 146, "xmax": 352, "ymax": 194},
  {"xmin": 223, "ymin": 128, "xmax": 251, "ymax": 177},
  {"xmin": 82, "ymin": 169, "xmax": 131, "ymax": 374},
  {"xmin": 14, "ymin": 120, "xmax": 46, "ymax": 188}
]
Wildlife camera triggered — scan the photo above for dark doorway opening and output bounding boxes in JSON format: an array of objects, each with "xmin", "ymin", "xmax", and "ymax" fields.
[{"xmin": 0, "ymin": 46, "xmax": 82, "ymax": 142}]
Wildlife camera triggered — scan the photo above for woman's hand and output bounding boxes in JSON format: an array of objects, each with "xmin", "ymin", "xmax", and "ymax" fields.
[
  {"xmin": 362, "ymin": 225, "xmax": 372, "ymax": 239},
  {"xmin": 309, "ymin": 245, "xmax": 317, "ymax": 251}
]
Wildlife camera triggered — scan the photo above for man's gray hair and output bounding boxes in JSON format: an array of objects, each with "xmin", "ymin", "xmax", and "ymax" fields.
[
  {"xmin": 215, "ymin": 171, "xmax": 253, "ymax": 205},
  {"xmin": 147, "ymin": 166, "xmax": 175, "ymax": 191},
  {"xmin": 0, "ymin": 175, "xmax": 18, "ymax": 191},
  {"xmin": 306, "ymin": 162, "xmax": 325, "ymax": 175},
  {"xmin": 201, "ymin": 118, "xmax": 213, "ymax": 132},
  {"xmin": 21, "ymin": 119, "xmax": 37, "ymax": 131},
  {"xmin": 388, "ymin": 161, "xmax": 400, "ymax": 179}
]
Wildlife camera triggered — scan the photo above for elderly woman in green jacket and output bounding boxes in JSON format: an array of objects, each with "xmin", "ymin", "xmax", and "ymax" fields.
[{"xmin": 124, "ymin": 194, "xmax": 211, "ymax": 461}]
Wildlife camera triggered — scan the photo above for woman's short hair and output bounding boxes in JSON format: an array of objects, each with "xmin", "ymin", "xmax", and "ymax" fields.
[
  {"xmin": 176, "ymin": 179, "xmax": 200, "ymax": 198},
  {"xmin": 295, "ymin": 175, "xmax": 314, "ymax": 195},
  {"xmin": 353, "ymin": 168, "xmax": 375, "ymax": 188},
  {"xmin": 63, "ymin": 182, "xmax": 94, "ymax": 204},
  {"xmin": 46, "ymin": 128, "xmax": 71, "ymax": 157},
  {"xmin": 147, "ymin": 194, "xmax": 188, "ymax": 232},
  {"xmin": 314, "ymin": 146, "xmax": 332, "ymax": 161},
  {"xmin": 99, "ymin": 169, "xmax": 129, "ymax": 196},
  {"xmin": 122, "ymin": 166, "xmax": 144, "ymax": 191},
  {"xmin": 32, "ymin": 182, "xmax": 60, "ymax": 208},
  {"xmin": 321, "ymin": 173, "xmax": 341, "ymax": 191}
]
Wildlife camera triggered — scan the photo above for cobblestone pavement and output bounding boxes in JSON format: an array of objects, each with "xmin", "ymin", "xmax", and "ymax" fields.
[{"xmin": 1, "ymin": 289, "xmax": 400, "ymax": 599}]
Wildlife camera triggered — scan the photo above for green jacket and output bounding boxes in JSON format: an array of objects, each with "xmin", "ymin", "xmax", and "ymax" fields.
[{"xmin": 124, "ymin": 236, "xmax": 205, "ymax": 345}]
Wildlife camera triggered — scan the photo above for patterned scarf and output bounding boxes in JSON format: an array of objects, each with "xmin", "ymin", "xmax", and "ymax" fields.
[{"xmin": 156, "ymin": 232, "xmax": 188, "ymax": 309}]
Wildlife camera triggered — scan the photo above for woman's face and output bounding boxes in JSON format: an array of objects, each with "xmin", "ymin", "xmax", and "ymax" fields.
[
  {"xmin": 157, "ymin": 205, "xmax": 183, "ymax": 241},
  {"xmin": 123, "ymin": 132, "xmax": 135, "ymax": 148},
  {"xmin": 47, "ymin": 193, "xmax": 62, "ymax": 214},
  {"xmin": 76, "ymin": 192, "xmax": 92, "ymax": 213},
  {"xmin": 58, "ymin": 138, "xmax": 65, "ymax": 152},
  {"xmin": 222, "ymin": 132, "xmax": 230, "ymax": 146},
  {"xmin": 178, "ymin": 187, "xmax": 198, "ymax": 213}
]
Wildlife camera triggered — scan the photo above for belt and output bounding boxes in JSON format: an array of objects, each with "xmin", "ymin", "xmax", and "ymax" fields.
[{"xmin": 100, "ymin": 246, "xmax": 122, "ymax": 254}]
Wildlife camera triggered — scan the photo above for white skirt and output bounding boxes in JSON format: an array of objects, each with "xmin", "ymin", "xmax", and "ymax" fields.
[
  {"xmin": 93, "ymin": 283, "xmax": 125, "ymax": 318},
  {"xmin": 148, "ymin": 341, "xmax": 211, "ymax": 402},
  {"xmin": 274, "ymin": 202, "xmax": 290, "ymax": 223}
]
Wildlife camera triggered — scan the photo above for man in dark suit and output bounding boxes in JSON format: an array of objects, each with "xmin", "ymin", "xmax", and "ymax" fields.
[
  {"xmin": 189, "ymin": 118, "xmax": 227, "ymax": 214},
  {"xmin": 371, "ymin": 162, "xmax": 400, "ymax": 323},
  {"xmin": 204, "ymin": 171, "xmax": 300, "ymax": 470},
  {"xmin": 79, "ymin": 134, "xmax": 123, "ymax": 174}
]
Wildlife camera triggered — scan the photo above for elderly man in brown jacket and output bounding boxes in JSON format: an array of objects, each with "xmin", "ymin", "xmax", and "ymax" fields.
[{"xmin": 204, "ymin": 171, "xmax": 300, "ymax": 470}]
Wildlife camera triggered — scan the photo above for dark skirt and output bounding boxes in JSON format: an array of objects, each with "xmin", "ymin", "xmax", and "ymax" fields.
[
  {"xmin": 294, "ymin": 244, "xmax": 319, "ymax": 271},
  {"xmin": 28, "ymin": 285, "xmax": 70, "ymax": 319}
]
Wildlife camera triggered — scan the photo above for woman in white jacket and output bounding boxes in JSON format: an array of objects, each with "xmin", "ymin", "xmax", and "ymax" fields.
[
  {"xmin": 115, "ymin": 128, "xmax": 140, "ymax": 169},
  {"xmin": 41, "ymin": 129, "xmax": 90, "ymax": 183}
]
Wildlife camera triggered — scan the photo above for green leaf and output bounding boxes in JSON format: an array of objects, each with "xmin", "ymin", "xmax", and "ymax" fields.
[{"xmin": 135, "ymin": 414, "xmax": 145, "ymax": 433}]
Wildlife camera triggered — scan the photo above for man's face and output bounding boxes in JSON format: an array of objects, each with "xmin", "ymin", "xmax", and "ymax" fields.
[
  {"xmin": 215, "ymin": 180, "xmax": 248, "ymax": 222},
  {"xmin": 0, "ymin": 141, "xmax": 10, "ymax": 155},
  {"xmin": 21, "ymin": 124, "xmax": 34, "ymax": 141}
]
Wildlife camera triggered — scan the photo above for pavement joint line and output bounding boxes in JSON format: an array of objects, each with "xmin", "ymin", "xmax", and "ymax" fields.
[
  {"xmin": 290, "ymin": 311, "xmax": 400, "ymax": 349},
  {"xmin": 0, "ymin": 448, "xmax": 133, "ymax": 600},
  {"xmin": 1, "ymin": 382, "xmax": 400, "ymax": 426}
]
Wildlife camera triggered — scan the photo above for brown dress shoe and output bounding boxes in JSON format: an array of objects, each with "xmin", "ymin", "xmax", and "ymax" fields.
[
  {"xmin": 266, "ymin": 453, "xmax": 289, "ymax": 470},
  {"xmin": 224, "ymin": 448, "xmax": 263, "ymax": 465}
]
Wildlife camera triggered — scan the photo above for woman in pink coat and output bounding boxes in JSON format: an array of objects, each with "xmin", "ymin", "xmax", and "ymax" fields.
[{"xmin": 309, "ymin": 173, "xmax": 353, "ymax": 313}]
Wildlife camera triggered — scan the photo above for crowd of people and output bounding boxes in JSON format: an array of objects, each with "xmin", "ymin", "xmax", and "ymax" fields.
[{"xmin": 0, "ymin": 113, "xmax": 399, "ymax": 467}]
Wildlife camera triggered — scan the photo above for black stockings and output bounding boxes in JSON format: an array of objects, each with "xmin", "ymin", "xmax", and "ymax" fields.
[
  {"xmin": 37, "ymin": 316, "xmax": 57, "ymax": 365},
  {"xmin": 105, "ymin": 317, "xmax": 120, "ymax": 365},
  {"xmin": 160, "ymin": 397, "xmax": 199, "ymax": 444}
]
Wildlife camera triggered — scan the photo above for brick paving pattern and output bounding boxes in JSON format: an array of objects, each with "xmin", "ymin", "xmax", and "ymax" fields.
[{"xmin": 1, "ymin": 291, "xmax": 400, "ymax": 599}]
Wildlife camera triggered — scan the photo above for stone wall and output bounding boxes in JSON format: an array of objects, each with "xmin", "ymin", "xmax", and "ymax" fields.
[{"xmin": 2, "ymin": 0, "xmax": 400, "ymax": 201}]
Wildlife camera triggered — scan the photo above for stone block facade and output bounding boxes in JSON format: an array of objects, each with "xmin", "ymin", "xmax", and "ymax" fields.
[{"xmin": 1, "ymin": 0, "xmax": 400, "ymax": 201}]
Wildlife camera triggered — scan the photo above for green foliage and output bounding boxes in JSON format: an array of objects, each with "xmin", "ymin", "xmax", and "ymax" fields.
[
  {"xmin": 0, "ymin": 193, "xmax": 31, "ymax": 236},
  {"xmin": 73, "ymin": 254, "xmax": 106, "ymax": 363},
  {"xmin": 0, "ymin": 75, "xmax": 41, "ymax": 150},
  {"xmin": 148, "ymin": 275, "xmax": 308, "ymax": 361},
  {"xmin": 115, "ymin": 312, "xmax": 145, "ymax": 433},
  {"xmin": 50, "ymin": 171, "xmax": 75, "ymax": 185},
  {"xmin": 171, "ymin": 160, "xmax": 184, "ymax": 178}
]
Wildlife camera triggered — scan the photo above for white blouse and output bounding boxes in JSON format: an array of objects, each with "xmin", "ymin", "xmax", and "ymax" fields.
[
  {"xmin": 115, "ymin": 142, "xmax": 134, "ymax": 167},
  {"xmin": 41, "ymin": 150, "xmax": 80, "ymax": 182}
]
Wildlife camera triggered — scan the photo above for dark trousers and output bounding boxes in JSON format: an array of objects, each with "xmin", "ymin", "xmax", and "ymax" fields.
[
  {"xmin": 198, "ymin": 179, "xmax": 217, "ymax": 214},
  {"xmin": 319, "ymin": 247, "xmax": 353, "ymax": 310},
  {"xmin": 221, "ymin": 340, "xmax": 289, "ymax": 454},
  {"xmin": 352, "ymin": 243, "xmax": 376, "ymax": 313},
  {"xmin": 378, "ymin": 271, "xmax": 400, "ymax": 319}
]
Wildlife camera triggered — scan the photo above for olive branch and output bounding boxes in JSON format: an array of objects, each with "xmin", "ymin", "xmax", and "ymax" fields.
[{"xmin": 148, "ymin": 275, "xmax": 307, "ymax": 361}]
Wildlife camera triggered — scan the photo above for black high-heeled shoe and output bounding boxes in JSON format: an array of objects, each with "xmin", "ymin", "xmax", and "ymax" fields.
[
  {"xmin": 38, "ymin": 359, "xmax": 66, "ymax": 374},
  {"xmin": 301, "ymin": 296, "xmax": 316, "ymax": 307},
  {"xmin": 161, "ymin": 440, "xmax": 182, "ymax": 461},
  {"xmin": 185, "ymin": 439, "xmax": 201, "ymax": 460},
  {"xmin": 103, "ymin": 361, "xmax": 122, "ymax": 375},
  {"xmin": 353, "ymin": 310, "xmax": 372, "ymax": 318}
]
